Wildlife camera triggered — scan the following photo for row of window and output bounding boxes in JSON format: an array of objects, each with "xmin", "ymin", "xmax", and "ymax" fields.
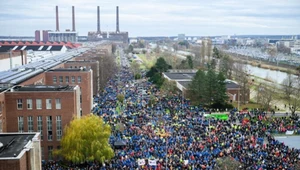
[
  {"xmin": 53, "ymin": 76, "xmax": 81, "ymax": 84},
  {"xmin": 18, "ymin": 115, "xmax": 62, "ymax": 141},
  {"xmin": 41, "ymin": 145, "xmax": 60, "ymax": 160},
  {"xmin": 17, "ymin": 99, "xmax": 61, "ymax": 110}
]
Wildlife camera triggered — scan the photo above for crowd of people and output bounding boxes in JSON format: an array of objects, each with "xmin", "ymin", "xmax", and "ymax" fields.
[{"xmin": 43, "ymin": 66, "xmax": 300, "ymax": 170}]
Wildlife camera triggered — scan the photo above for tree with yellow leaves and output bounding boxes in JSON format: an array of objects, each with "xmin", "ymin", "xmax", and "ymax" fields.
[{"xmin": 56, "ymin": 114, "xmax": 114, "ymax": 164}]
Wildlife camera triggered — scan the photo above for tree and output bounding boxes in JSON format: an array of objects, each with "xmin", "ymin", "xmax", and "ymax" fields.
[
  {"xmin": 187, "ymin": 55, "xmax": 194, "ymax": 69},
  {"xmin": 257, "ymin": 82, "xmax": 275, "ymax": 111},
  {"xmin": 213, "ymin": 46, "xmax": 220, "ymax": 58},
  {"xmin": 219, "ymin": 54, "xmax": 234, "ymax": 79},
  {"xmin": 233, "ymin": 63, "xmax": 250, "ymax": 104},
  {"xmin": 188, "ymin": 69, "xmax": 228, "ymax": 106},
  {"xmin": 282, "ymin": 72, "xmax": 300, "ymax": 114},
  {"xmin": 200, "ymin": 42, "xmax": 206, "ymax": 67},
  {"xmin": 131, "ymin": 60, "xmax": 140, "ymax": 76},
  {"xmin": 267, "ymin": 47, "xmax": 277, "ymax": 61},
  {"xmin": 149, "ymin": 72, "xmax": 165, "ymax": 87},
  {"xmin": 56, "ymin": 115, "xmax": 114, "ymax": 164},
  {"xmin": 96, "ymin": 53, "xmax": 117, "ymax": 91},
  {"xmin": 216, "ymin": 157, "xmax": 242, "ymax": 170},
  {"xmin": 160, "ymin": 79, "xmax": 178, "ymax": 97},
  {"xmin": 154, "ymin": 44, "xmax": 160, "ymax": 53},
  {"xmin": 117, "ymin": 94, "xmax": 125, "ymax": 103},
  {"xmin": 127, "ymin": 44, "xmax": 134, "ymax": 53},
  {"xmin": 206, "ymin": 39, "xmax": 212, "ymax": 62},
  {"xmin": 173, "ymin": 43, "xmax": 179, "ymax": 52},
  {"xmin": 111, "ymin": 43, "xmax": 117, "ymax": 54},
  {"xmin": 154, "ymin": 57, "xmax": 171, "ymax": 73}
]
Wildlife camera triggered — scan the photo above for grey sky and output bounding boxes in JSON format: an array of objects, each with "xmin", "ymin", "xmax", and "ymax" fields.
[{"xmin": 0, "ymin": 0, "xmax": 299, "ymax": 37}]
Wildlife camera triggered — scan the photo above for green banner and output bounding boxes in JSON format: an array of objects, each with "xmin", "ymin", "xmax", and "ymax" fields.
[{"xmin": 204, "ymin": 113, "xmax": 228, "ymax": 120}]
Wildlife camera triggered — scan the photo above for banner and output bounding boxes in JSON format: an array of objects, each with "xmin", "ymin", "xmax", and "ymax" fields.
[
  {"xmin": 149, "ymin": 159, "xmax": 157, "ymax": 166},
  {"xmin": 184, "ymin": 160, "xmax": 189, "ymax": 165},
  {"xmin": 204, "ymin": 113, "xmax": 228, "ymax": 120},
  {"xmin": 286, "ymin": 130, "xmax": 294, "ymax": 135},
  {"xmin": 138, "ymin": 159, "xmax": 145, "ymax": 166}
]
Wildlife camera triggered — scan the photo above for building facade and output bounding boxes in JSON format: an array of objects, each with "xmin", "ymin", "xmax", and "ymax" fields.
[
  {"xmin": 64, "ymin": 61, "xmax": 100, "ymax": 95},
  {"xmin": 44, "ymin": 68, "xmax": 93, "ymax": 116},
  {"xmin": 4, "ymin": 85, "xmax": 80, "ymax": 161}
]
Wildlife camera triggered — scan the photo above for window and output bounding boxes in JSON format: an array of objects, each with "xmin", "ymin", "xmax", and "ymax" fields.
[
  {"xmin": 36, "ymin": 99, "xmax": 42, "ymax": 109},
  {"xmin": 46, "ymin": 99, "xmax": 52, "ymax": 109},
  {"xmin": 65, "ymin": 76, "xmax": 69, "ymax": 83},
  {"xmin": 71, "ymin": 76, "xmax": 75, "ymax": 83},
  {"xmin": 56, "ymin": 116, "xmax": 62, "ymax": 141},
  {"xmin": 27, "ymin": 99, "xmax": 32, "ymax": 110},
  {"xmin": 48, "ymin": 146, "xmax": 53, "ymax": 160},
  {"xmin": 47, "ymin": 116, "xmax": 52, "ymax": 141},
  {"xmin": 70, "ymin": 66, "xmax": 72, "ymax": 68},
  {"xmin": 18, "ymin": 116, "xmax": 24, "ymax": 132},
  {"xmin": 55, "ymin": 99, "xmax": 61, "ymax": 109},
  {"xmin": 0, "ymin": 103, "xmax": 2, "ymax": 113},
  {"xmin": 78, "ymin": 76, "xmax": 81, "ymax": 83},
  {"xmin": 59, "ymin": 76, "xmax": 63, "ymax": 84},
  {"xmin": 74, "ymin": 66, "xmax": 77, "ymax": 68},
  {"xmin": 41, "ymin": 147, "xmax": 44, "ymax": 160},
  {"xmin": 17, "ymin": 99, "xmax": 23, "ymax": 110},
  {"xmin": 53, "ymin": 76, "xmax": 57, "ymax": 84},
  {"xmin": 28, "ymin": 116, "xmax": 33, "ymax": 132},
  {"xmin": 37, "ymin": 116, "xmax": 43, "ymax": 140}
]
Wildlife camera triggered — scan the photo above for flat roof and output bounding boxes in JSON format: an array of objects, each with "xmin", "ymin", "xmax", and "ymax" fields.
[
  {"xmin": 164, "ymin": 72, "xmax": 196, "ymax": 80},
  {"xmin": 11, "ymin": 85, "xmax": 75, "ymax": 92},
  {"xmin": 178, "ymin": 81, "xmax": 239, "ymax": 90},
  {"xmin": 0, "ymin": 133, "xmax": 35, "ymax": 158},
  {"xmin": 48, "ymin": 68, "xmax": 90, "ymax": 72}
]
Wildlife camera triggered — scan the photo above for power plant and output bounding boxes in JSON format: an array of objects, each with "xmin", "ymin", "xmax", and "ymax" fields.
[
  {"xmin": 35, "ymin": 6, "xmax": 128, "ymax": 43},
  {"xmin": 87, "ymin": 6, "xmax": 129, "ymax": 43}
]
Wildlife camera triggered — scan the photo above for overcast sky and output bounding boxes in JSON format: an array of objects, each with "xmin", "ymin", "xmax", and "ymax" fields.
[{"xmin": 0, "ymin": 0, "xmax": 299, "ymax": 37}]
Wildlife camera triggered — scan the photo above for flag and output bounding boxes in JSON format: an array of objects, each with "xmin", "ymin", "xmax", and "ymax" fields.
[
  {"xmin": 138, "ymin": 159, "xmax": 145, "ymax": 166},
  {"xmin": 149, "ymin": 159, "xmax": 157, "ymax": 166}
]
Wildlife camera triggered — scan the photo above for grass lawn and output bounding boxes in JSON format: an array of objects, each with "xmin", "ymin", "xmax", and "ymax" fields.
[{"xmin": 232, "ymin": 102, "xmax": 262, "ymax": 110}]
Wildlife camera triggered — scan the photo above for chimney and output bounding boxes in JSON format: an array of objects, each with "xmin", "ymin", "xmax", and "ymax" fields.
[
  {"xmin": 72, "ymin": 6, "xmax": 75, "ymax": 31},
  {"xmin": 116, "ymin": 6, "xmax": 120, "ymax": 33},
  {"xmin": 97, "ymin": 6, "xmax": 100, "ymax": 33},
  {"xmin": 56, "ymin": 6, "xmax": 59, "ymax": 31}
]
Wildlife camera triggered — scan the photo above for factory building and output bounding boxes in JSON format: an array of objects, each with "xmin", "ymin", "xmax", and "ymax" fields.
[{"xmin": 88, "ymin": 6, "xmax": 129, "ymax": 43}]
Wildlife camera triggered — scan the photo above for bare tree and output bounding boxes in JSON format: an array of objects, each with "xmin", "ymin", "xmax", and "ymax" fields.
[
  {"xmin": 267, "ymin": 46, "xmax": 277, "ymax": 62},
  {"xmin": 96, "ymin": 53, "xmax": 117, "ymax": 90},
  {"xmin": 282, "ymin": 72, "xmax": 300, "ymax": 114},
  {"xmin": 160, "ymin": 79, "xmax": 178, "ymax": 97},
  {"xmin": 200, "ymin": 41, "xmax": 206, "ymax": 68},
  {"xmin": 257, "ymin": 82, "xmax": 275, "ymax": 111},
  {"xmin": 233, "ymin": 63, "xmax": 250, "ymax": 104},
  {"xmin": 130, "ymin": 60, "xmax": 140, "ymax": 76},
  {"xmin": 219, "ymin": 54, "xmax": 234, "ymax": 79},
  {"xmin": 206, "ymin": 39, "xmax": 212, "ymax": 62}
]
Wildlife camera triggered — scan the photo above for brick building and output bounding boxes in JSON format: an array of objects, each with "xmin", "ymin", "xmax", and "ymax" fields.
[
  {"xmin": 0, "ymin": 133, "xmax": 41, "ymax": 170},
  {"xmin": 4, "ymin": 85, "xmax": 80, "ymax": 161},
  {"xmin": 64, "ymin": 61, "xmax": 99, "ymax": 95},
  {"xmin": 44, "ymin": 68, "xmax": 93, "ymax": 116}
]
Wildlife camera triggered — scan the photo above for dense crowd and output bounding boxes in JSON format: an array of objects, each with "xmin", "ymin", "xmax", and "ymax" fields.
[{"xmin": 43, "ymin": 67, "xmax": 300, "ymax": 170}]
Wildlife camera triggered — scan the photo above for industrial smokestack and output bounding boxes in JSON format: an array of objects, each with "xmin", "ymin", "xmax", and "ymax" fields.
[
  {"xmin": 56, "ymin": 6, "xmax": 59, "ymax": 31},
  {"xmin": 116, "ymin": 6, "xmax": 120, "ymax": 33},
  {"xmin": 72, "ymin": 6, "xmax": 75, "ymax": 31},
  {"xmin": 97, "ymin": 6, "xmax": 100, "ymax": 33}
]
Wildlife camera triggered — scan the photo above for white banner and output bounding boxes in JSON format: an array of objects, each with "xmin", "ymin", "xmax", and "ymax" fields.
[
  {"xmin": 286, "ymin": 130, "xmax": 294, "ymax": 135},
  {"xmin": 138, "ymin": 159, "xmax": 145, "ymax": 166},
  {"xmin": 184, "ymin": 160, "xmax": 189, "ymax": 165},
  {"xmin": 149, "ymin": 159, "xmax": 157, "ymax": 166}
]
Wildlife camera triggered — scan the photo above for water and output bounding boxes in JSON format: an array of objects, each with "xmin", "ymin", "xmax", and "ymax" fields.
[{"xmin": 246, "ymin": 64, "xmax": 296, "ymax": 84}]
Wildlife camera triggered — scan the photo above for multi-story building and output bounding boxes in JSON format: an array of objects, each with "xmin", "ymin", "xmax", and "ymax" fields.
[
  {"xmin": 44, "ymin": 68, "xmax": 93, "ymax": 116},
  {"xmin": 3, "ymin": 85, "xmax": 80, "ymax": 161},
  {"xmin": 0, "ymin": 133, "xmax": 41, "ymax": 170},
  {"xmin": 64, "ymin": 61, "xmax": 99, "ymax": 95}
]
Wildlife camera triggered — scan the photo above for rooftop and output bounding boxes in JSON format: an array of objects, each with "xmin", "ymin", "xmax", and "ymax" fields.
[
  {"xmin": 66, "ymin": 60, "xmax": 99, "ymax": 63},
  {"xmin": 48, "ymin": 68, "xmax": 90, "ymax": 72},
  {"xmin": 178, "ymin": 81, "xmax": 240, "ymax": 90},
  {"xmin": 10, "ymin": 85, "xmax": 75, "ymax": 92},
  {"xmin": 0, "ymin": 133, "xmax": 35, "ymax": 158},
  {"xmin": 163, "ymin": 72, "xmax": 196, "ymax": 80}
]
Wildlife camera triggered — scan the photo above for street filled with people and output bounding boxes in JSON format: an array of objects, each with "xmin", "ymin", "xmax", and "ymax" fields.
[
  {"xmin": 43, "ymin": 65, "xmax": 300, "ymax": 170},
  {"xmin": 91, "ymin": 67, "xmax": 300, "ymax": 169}
]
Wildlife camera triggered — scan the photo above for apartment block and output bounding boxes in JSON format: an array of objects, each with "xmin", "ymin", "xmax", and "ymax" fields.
[
  {"xmin": 64, "ymin": 61, "xmax": 99, "ymax": 95},
  {"xmin": 4, "ymin": 85, "xmax": 80, "ymax": 161},
  {"xmin": 44, "ymin": 68, "xmax": 93, "ymax": 116}
]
